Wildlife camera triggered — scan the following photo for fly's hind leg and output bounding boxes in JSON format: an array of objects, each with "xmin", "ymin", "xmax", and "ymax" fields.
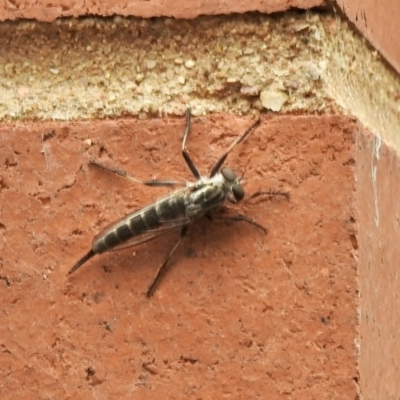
[{"xmin": 146, "ymin": 225, "xmax": 189, "ymax": 297}]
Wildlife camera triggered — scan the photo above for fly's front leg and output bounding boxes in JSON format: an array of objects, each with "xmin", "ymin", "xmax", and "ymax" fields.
[
  {"xmin": 210, "ymin": 214, "xmax": 267, "ymax": 233},
  {"xmin": 181, "ymin": 108, "xmax": 260, "ymax": 179},
  {"xmin": 181, "ymin": 108, "xmax": 201, "ymax": 180},
  {"xmin": 146, "ymin": 225, "xmax": 189, "ymax": 297},
  {"xmin": 209, "ymin": 117, "xmax": 260, "ymax": 177},
  {"xmin": 247, "ymin": 189, "xmax": 289, "ymax": 204},
  {"xmin": 210, "ymin": 190, "xmax": 289, "ymax": 235},
  {"xmin": 89, "ymin": 160, "xmax": 186, "ymax": 188}
]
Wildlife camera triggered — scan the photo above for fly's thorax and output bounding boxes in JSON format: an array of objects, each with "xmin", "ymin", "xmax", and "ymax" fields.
[
  {"xmin": 184, "ymin": 167, "xmax": 244, "ymax": 218},
  {"xmin": 185, "ymin": 180, "xmax": 225, "ymax": 217}
]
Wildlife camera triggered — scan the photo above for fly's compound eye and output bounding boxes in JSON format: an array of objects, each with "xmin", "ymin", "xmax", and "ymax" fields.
[
  {"xmin": 232, "ymin": 184, "xmax": 244, "ymax": 202},
  {"xmin": 221, "ymin": 167, "xmax": 236, "ymax": 182}
]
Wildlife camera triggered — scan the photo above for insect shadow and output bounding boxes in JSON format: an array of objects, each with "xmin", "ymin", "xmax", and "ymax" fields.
[{"xmin": 67, "ymin": 109, "xmax": 288, "ymax": 297}]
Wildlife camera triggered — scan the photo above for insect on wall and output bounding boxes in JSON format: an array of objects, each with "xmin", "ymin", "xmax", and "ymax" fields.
[{"xmin": 68, "ymin": 109, "xmax": 289, "ymax": 296}]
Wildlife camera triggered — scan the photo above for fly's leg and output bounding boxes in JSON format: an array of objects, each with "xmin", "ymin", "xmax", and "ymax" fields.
[
  {"xmin": 215, "ymin": 190, "xmax": 289, "ymax": 231},
  {"xmin": 247, "ymin": 190, "xmax": 290, "ymax": 204},
  {"xmin": 209, "ymin": 118, "xmax": 260, "ymax": 177},
  {"xmin": 89, "ymin": 160, "xmax": 186, "ymax": 188},
  {"xmin": 146, "ymin": 225, "xmax": 189, "ymax": 297},
  {"xmin": 210, "ymin": 214, "xmax": 267, "ymax": 233},
  {"xmin": 208, "ymin": 190, "xmax": 289, "ymax": 237},
  {"xmin": 181, "ymin": 108, "xmax": 261, "ymax": 179},
  {"xmin": 181, "ymin": 108, "xmax": 201, "ymax": 179}
]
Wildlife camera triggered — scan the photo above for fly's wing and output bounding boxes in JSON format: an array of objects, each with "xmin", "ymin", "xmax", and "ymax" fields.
[
  {"xmin": 92, "ymin": 187, "xmax": 193, "ymax": 253},
  {"xmin": 68, "ymin": 182, "xmax": 194, "ymax": 276},
  {"xmin": 108, "ymin": 218, "xmax": 189, "ymax": 251}
]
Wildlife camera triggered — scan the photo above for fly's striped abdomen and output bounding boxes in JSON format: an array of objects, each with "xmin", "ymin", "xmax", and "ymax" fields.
[{"xmin": 92, "ymin": 193, "xmax": 188, "ymax": 253}]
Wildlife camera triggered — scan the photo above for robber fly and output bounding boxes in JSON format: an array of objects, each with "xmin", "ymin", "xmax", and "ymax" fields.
[{"xmin": 67, "ymin": 109, "xmax": 286, "ymax": 296}]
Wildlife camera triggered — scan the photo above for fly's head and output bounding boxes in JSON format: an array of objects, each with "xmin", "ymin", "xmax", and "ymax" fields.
[{"xmin": 221, "ymin": 167, "xmax": 244, "ymax": 203}]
